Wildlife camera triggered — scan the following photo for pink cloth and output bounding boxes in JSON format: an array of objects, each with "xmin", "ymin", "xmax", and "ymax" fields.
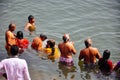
[
  {"xmin": 0, "ymin": 58, "xmax": 31, "ymax": 80},
  {"xmin": 60, "ymin": 57, "xmax": 73, "ymax": 66},
  {"xmin": 60, "ymin": 57, "xmax": 73, "ymax": 63}
]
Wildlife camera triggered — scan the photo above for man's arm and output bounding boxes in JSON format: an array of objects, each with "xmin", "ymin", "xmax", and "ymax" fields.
[
  {"xmin": 23, "ymin": 60, "xmax": 31, "ymax": 80},
  {"xmin": 79, "ymin": 50, "xmax": 84, "ymax": 60}
]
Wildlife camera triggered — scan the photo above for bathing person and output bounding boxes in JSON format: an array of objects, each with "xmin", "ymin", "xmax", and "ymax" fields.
[
  {"xmin": 114, "ymin": 61, "xmax": 120, "ymax": 71},
  {"xmin": 5, "ymin": 23, "xmax": 16, "ymax": 56},
  {"xmin": 44, "ymin": 39, "xmax": 60, "ymax": 60},
  {"xmin": 16, "ymin": 31, "xmax": 29, "ymax": 53},
  {"xmin": 31, "ymin": 33, "xmax": 47, "ymax": 51},
  {"xmin": 24, "ymin": 15, "xmax": 36, "ymax": 35},
  {"xmin": 79, "ymin": 38, "xmax": 101, "ymax": 68},
  {"xmin": 98, "ymin": 50, "xmax": 113, "ymax": 75},
  {"xmin": 0, "ymin": 45, "xmax": 31, "ymax": 80},
  {"xmin": 42, "ymin": 34, "xmax": 48, "ymax": 48},
  {"xmin": 58, "ymin": 34, "xmax": 76, "ymax": 66}
]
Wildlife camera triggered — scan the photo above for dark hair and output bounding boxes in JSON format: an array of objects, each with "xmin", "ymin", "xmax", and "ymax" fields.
[
  {"xmin": 8, "ymin": 23, "xmax": 15, "ymax": 29},
  {"xmin": 28, "ymin": 15, "xmax": 34, "ymax": 22},
  {"xmin": 8, "ymin": 23, "xmax": 12, "ymax": 29},
  {"xmin": 98, "ymin": 49, "xmax": 111, "ymax": 73},
  {"xmin": 47, "ymin": 39, "xmax": 55, "ymax": 55},
  {"xmin": 63, "ymin": 36, "xmax": 67, "ymax": 42},
  {"xmin": 84, "ymin": 39, "xmax": 92, "ymax": 48},
  {"xmin": 16, "ymin": 31, "xmax": 23, "ymax": 39},
  {"xmin": 44, "ymin": 35, "xmax": 47, "ymax": 40},
  {"xmin": 103, "ymin": 50, "xmax": 110, "ymax": 60},
  {"xmin": 62, "ymin": 35, "xmax": 69, "ymax": 43},
  {"xmin": 10, "ymin": 45, "xmax": 19, "ymax": 56},
  {"xmin": 84, "ymin": 40, "xmax": 89, "ymax": 47},
  {"xmin": 40, "ymin": 33, "xmax": 47, "ymax": 39}
]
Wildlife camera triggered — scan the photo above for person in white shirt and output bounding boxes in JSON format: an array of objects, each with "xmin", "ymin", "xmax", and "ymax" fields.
[{"xmin": 0, "ymin": 45, "xmax": 31, "ymax": 80}]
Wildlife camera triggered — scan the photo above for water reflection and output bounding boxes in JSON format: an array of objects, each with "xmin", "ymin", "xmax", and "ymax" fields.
[
  {"xmin": 78, "ymin": 61, "xmax": 97, "ymax": 80},
  {"xmin": 58, "ymin": 62, "xmax": 76, "ymax": 79},
  {"xmin": 78, "ymin": 60, "xmax": 120, "ymax": 80}
]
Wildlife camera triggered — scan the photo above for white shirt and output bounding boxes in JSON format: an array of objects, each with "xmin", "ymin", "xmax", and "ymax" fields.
[{"xmin": 0, "ymin": 57, "xmax": 31, "ymax": 80}]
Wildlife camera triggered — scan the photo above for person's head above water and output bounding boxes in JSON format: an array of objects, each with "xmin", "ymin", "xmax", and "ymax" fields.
[
  {"xmin": 84, "ymin": 38, "xmax": 92, "ymax": 48},
  {"xmin": 28, "ymin": 15, "xmax": 35, "ymax": 23},
  {"xmin": 40, "ymin": 33, "xmax": 47, "ymax": 41},
  {"xmin": 16, "ymin": 31, "xmax": 23, "ymax": 39},
  {"xmin": 8, "ymin": 23, "xmax": 16, "ymax": 32},
  {"xmin": 47, "ymin": 39, "xmax": 55, "ymax": 48},
  {"xmin": 62, "ymin": 34, "xmax": 70, "ymax": 43},
  {"xmin": 103, "ymin": 50, "xmax": 110, "ymax": 60}
]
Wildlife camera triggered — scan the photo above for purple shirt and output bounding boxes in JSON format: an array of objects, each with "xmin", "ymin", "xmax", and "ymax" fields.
[
  {"xmin": 0, "ymin": 58, "xmax": 31, "ymax": 80},
  {"xmin": 117, "ymin": 61, "xmax": 120, "ymax": 67}
]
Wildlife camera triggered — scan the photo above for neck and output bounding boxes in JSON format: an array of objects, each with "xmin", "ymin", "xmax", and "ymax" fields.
[
  {"xmin": 86, "ymin": 46, "xmax": 91, "ymax": 48},
  {"xmin": 11, "ymin": 55, "xmax": 18, "ymax": 58}
]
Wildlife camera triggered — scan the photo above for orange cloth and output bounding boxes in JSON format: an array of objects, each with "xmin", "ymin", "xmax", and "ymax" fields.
[
  {"xmin": 16, "ymin": 38, "xmax": 29, "ymax": 49},
  {"xmin": 31, "ymin": 37, "xmax": 42, "ymax": 51}
]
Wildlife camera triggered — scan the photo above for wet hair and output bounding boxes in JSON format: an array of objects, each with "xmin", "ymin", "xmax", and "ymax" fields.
[
  {"xmin": 47, "ymin": 39, "xmax": 55, "ymax": 55},
  {"xmin": 98, "ymin": 50, "xmax": 111, "ymax": 73},
  {"xmin": 8, "ymin": 23, "xmax": 15, "ymax": 29},
  {"xmin": 43, "ymin": 35, "xmax": 47, "ymax": 40},
  {"xmin": 28, "ymin": 15, "xmax": 34, "ymax": 22},
  {"xmin": 84, "ymin": 38, "xmax": 92, "ymax": 48},
  {"xmin": 16, "ymin": 31, "xmax": 23, "ymax": 39},
  {"xmin": 8, "ymin": 23, "xmax": 12, "ymax": 29},
  {"xmin": 10, "ymin": 45, "xmax": 19, "ymax": 56},
  {"xmin": 40, "ymin": 33, "xmax": 47, "ymax": 39},
  {"xmin": 62, "ymin": 34, "xmax": 70, "ymax": 43},
  {"xmin": 103, "ymin": 50, "xmax": 110, "ymax": 60}
]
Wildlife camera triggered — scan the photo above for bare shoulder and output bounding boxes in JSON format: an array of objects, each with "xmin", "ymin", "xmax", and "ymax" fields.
[
  {"xmin": 58, "ymin": 42, "xmax": 63, "ymax": 45},
  {"xmin": 26, "ymin": 23, "xmax": 31, "ymax": 27},
  {"xmin": 91, "ymin": 47, "xmax": 99, "ymax": 50}
]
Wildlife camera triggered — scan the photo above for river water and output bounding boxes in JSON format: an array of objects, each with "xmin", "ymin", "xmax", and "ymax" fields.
[{"xmin": 0, "ymin": 0, "xmax": 120, "ymax": 80}]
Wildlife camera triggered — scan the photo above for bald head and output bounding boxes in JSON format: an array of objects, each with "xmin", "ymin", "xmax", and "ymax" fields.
[
  {"xmin": 84, "ymin": 38, "xmax": 92, "ymax": 48},
  {"xmin": 8, "ymin": 23, "xmax": 16, "ymax": 31},
  {"xmin": 62, "ymin": 34, "xmax": 70, "ymax": 43}
]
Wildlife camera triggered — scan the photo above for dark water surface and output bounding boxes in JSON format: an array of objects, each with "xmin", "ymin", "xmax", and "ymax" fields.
[{"xmin": 0, "ymin": 0, "xmax": 120, "ymax": 80}]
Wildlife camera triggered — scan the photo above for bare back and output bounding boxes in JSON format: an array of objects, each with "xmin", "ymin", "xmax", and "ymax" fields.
[
  {"xmin": 79, "ymin": 47, "xmax": 101, "ymax": 64},
  {"xmin": 58, "ymin": 42, "xmax": 76, "ymax": 58}
]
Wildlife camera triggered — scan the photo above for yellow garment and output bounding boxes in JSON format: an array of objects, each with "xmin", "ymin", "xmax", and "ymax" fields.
[
  {"xmin": 44, "ymin": 48, "xmax": 60, "ymax": 60},
  {"xmin": 28, "ymin": 25, "xmax": 36, "ymax": 32}
]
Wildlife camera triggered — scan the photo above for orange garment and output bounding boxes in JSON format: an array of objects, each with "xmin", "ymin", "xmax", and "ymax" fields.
[
  {"xmin": 79, "ymin": 47, "xmax": 101, "ymax": 64},
  {"xmin": 16, "ymin": 38, "xmax": 29, "ymax": 49},
  {"xmin": 31, "ymin": 37, "xmax": 42, "ymax": 51},
  {"xmin": 5, "ymin": 30, "xmax": 16, "ymax": 55}
]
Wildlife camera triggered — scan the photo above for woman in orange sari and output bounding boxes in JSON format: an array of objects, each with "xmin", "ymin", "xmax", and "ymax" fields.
[{"xmin": 16, "ymin": 31, "xmax": 29, "ymax": 54}]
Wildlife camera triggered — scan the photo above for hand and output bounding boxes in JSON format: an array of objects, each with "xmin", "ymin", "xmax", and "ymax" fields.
[{"xmin": 70, "ymin": 41, "xmax": 74, "ymax": 45}]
